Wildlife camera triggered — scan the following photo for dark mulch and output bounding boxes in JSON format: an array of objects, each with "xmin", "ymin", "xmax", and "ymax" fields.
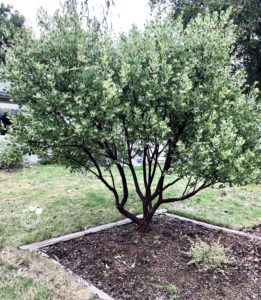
[{"xmin": 45, "ymin": 215, "xmax": 261, "ymax": 300}]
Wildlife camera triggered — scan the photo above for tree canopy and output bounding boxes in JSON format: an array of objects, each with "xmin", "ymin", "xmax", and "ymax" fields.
[
  {"xmin": 0, "ymin": 2, "xmax": 25, "ymax": 64},
  {"xmin": 1, "ymin": 6, "xmax": 260, "ymax": 231},
  {"xmin": 149, "ymin": 0, "xmax": 261, "ymax": 99}
]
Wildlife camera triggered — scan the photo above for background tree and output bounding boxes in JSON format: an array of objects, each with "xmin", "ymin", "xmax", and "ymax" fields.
[
  {"xmin": 39, "ymin": 0, "xmax": 116, "ymax": 30},
  {"xmin": 1, "ymin": 6, "xmax": 260, "ymax": 232},
  {"xmin": 0, "ymin": 135, "xmax": 25, "ymax": 171},
  {"xmin": 0, "ymin": 109, "xmax": 28, "ymax": 170},
  {"xmin": 149, "ymin": 0, "xmax": 261, "ymax": 100},
  {"xmin": 0, "ymin": 2, "xmax": 25, "ymax": 64}
]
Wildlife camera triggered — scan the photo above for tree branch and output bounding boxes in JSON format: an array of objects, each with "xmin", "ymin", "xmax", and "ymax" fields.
[{"xmin": 160, "ymin": 182, "xmax": 214, "ymax": 204}]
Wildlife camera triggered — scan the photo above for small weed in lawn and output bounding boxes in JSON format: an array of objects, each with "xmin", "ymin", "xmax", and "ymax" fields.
[{"xmin": 184, "ymin": 236, "xmax": 231, "ymax": 270}]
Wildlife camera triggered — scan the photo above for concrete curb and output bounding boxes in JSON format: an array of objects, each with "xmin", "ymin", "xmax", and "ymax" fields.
[
  {"xmin": 40, "ymin": 251, "xmax": 114, "ymax": 300},
  {"xmin": 164, "ymin": 213, "xmax": 261, "ymax": 240},
  {"xmin": 19, "ymin": 209, "xmax": 167, "ymax": 250},
  {"xmin": 20, "ymin": 209, "xmax": 261, "ymax": 300},
  {"xmin": 20, "ymin": 209, "xmax": 167, "ymax": 300}
]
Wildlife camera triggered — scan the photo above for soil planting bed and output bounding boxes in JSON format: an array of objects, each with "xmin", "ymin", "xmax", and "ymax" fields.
[{"xmin": 45, "ymin": 215, "xmax": 261, "ymax": 299}]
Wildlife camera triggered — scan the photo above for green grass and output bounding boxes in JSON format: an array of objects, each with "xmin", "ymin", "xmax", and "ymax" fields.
[
  {"xmin": 0, "ymin": 163, "xmax": 261, "ymax": 299},
  {"xmin": 0, "ymin": 263, "xmax": 49, "ymax": 300},
  {"xmin": 0, "ymin": 164, "xmax": 128, "ymax": 248},
  {"xmin": 1, "ymin": 164, "xmax": 261, "ymax": 249},
  {"xmin": 0, "ymin": 246, "xmax": 93, "ymax": 300},
  {"xmin": 164, "ymin": 180, "xmax": 261, "ymax": 230}
]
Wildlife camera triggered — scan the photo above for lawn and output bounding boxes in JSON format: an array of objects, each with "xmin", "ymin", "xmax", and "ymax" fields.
[
  {"xmin": 0, "ymin": 246, "xmax": 94, "ymax": 300},
  {"xmin": 0, "ymin": 163, "xmax": 261, "ymax": 299},
  {"xmin": 1, "ymin": 163, "xmax": 261, "ymax": 247}
]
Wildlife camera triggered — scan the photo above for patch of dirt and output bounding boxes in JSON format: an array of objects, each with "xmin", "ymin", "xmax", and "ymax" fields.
[{"xmin": 45, "ymin": 216, "xmax": 261, "ymax": 300}]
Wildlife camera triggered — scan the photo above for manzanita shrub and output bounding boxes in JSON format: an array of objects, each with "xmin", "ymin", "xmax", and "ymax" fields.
[{"xmin": 1, "ymin": 6, "xmax": 260, "ymax": 231}]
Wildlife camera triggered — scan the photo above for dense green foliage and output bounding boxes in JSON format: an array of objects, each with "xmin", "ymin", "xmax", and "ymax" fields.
[
  {"xmin": 0, "ymin": 135, "xmax": 24, "ymax": 169},
  {"xmin": 1, "ymin": 6, "xmax": 260, "ymax": 230},
  {"xmin": 149, "ymin": 0, "xmax": 261, "ymax": 99},
  {"xmin": 0, "ymin": 2, "xmax": 25, "ymax": 64}
]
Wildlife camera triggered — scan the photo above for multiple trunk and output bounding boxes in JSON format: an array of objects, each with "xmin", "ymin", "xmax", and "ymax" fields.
[{"xmin": 64, "ymin": 124, "xmax": 217, "ymax": 232}]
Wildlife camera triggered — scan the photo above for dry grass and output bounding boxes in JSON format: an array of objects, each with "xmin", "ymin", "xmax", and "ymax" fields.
[{"xmin": 0, "ymin": 247, "xmax": 93, "ymax": 300}]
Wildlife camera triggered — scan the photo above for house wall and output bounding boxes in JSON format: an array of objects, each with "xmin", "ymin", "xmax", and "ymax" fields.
[{"xmin": 0, "ymin": 102, "xmax": 18, "ymax": 109}]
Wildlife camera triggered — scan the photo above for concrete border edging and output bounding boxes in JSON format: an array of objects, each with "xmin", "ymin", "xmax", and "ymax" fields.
[
  {"xmin": 19, "ymin": 209, "xmax": 261, "ymax": 300},
  {"xmin": 164, "ymin": 212, "xmax": 261, "ymax": 240},
  {"xmin": 19, "ymin": 209, "xmax": 167, "ymax": 251},
  {"xmin": 39, "ymin": 251, "xmax": 114, "ymax": 300},
  {"xmin": 20, "ymin": 209, "xmax": 167, "ymax": 300}
]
